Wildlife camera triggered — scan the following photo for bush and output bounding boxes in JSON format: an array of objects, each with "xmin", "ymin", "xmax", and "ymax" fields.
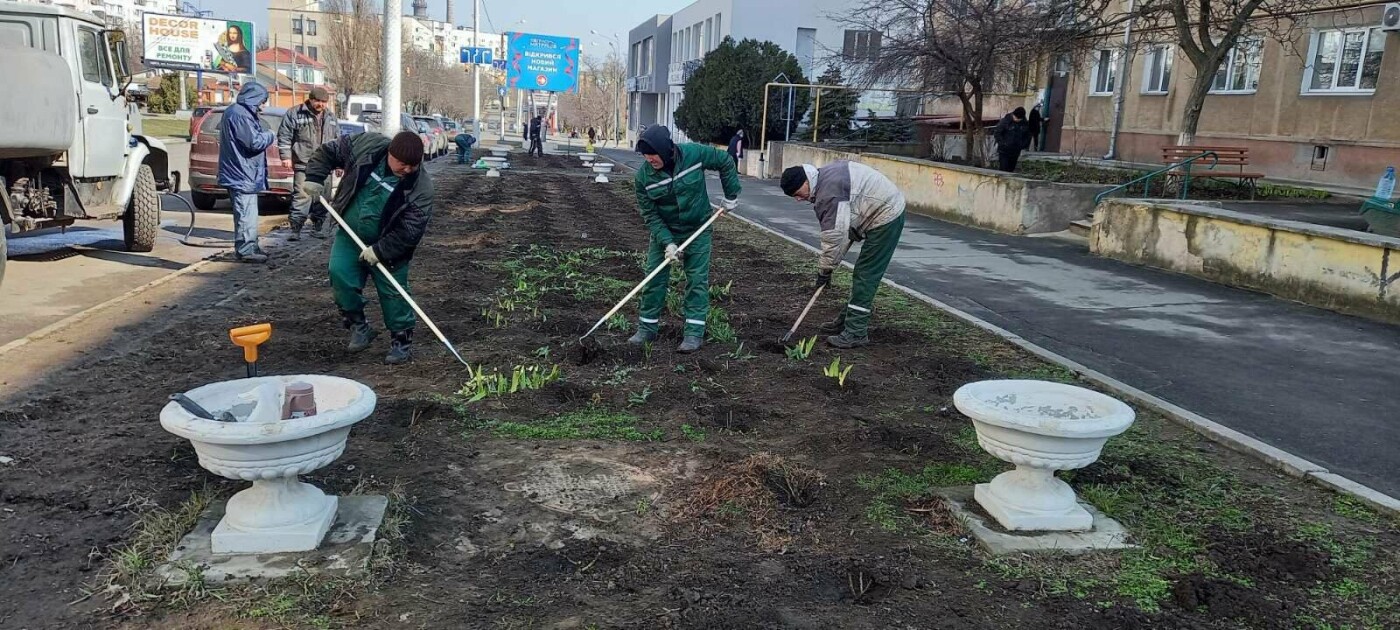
[{"xmin": 674, "ymin": 38, "xmax": 809, "ymax": 144}]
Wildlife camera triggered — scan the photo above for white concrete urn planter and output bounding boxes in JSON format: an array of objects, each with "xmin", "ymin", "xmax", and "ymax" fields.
[
  {"xmin": 488, "ymin": 145, "xmax": 511, "ymax": 158},
  {"xmin": 480, "ymin": 156, "xmax": 508, "ymax": 177},
  {"xmin": 160, "ymin": 375, "xmax": 377, "ymax": 554},
  {"xmin": 579, "ymin": 152, "xmax": 598, "ymax": 166},
  {"xmin": 953, "ymin": 380, "xmax": 1134, "ymax": 532},
  {"xmin": 592, "ymin": 163, "xmax": 614, "ymax": 183}
]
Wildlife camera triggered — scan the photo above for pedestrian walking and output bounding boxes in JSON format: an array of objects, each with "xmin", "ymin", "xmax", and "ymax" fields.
[
  {"xmin": 779, "ymin": 161, "xmax": 906, "ymax": 348},
  {"xmin": 278, "ymin": 86, "xmax": 339, "ymax": 240},
  {"xmin": 528, "ymin": 115, "xmax": 544, "ymax": 157},
  {"xmin": 993, "ymin": 107, "xmax": 1032, "ymax": 173},
  {"xmin": 301, "ymin": 132, "xmax": 434, "ymax": 365},
  {"xmin": 727, "ymin": 129, "xmax": 745, "ymax": 169},
  {"xmin": 587, "ymin": 126, "xmax": 597, "ymax": 153},
  {"xmin": 218, "ymin": 82, "xmax": 276, "ymax": 263},
  {"xmin": 455, "ymin": 130, "xmax": 476, "ymax": 163},
  {"xmin": 1029, "ymin": 104, "xmax": 1044, "ymax": 152},
  {"xmin": 629, "ymin": 125, "xmax": 742, "ymax": 354}
]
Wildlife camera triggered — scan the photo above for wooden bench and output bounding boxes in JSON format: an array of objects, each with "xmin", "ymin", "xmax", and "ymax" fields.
[{"xmin": 1161, "ymin": 146, "xmax": 1265, "ymax": 199}]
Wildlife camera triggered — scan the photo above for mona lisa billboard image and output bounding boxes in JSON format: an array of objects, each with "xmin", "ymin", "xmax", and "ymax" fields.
[{"xmin": 142, "ymin": 13, "xmax": 256, "ymax": 74}]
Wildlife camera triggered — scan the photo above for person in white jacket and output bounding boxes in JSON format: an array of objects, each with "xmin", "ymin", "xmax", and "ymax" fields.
[{"xmin": 780, "ymin": 161, "xmax": 906, "ymax": 348}]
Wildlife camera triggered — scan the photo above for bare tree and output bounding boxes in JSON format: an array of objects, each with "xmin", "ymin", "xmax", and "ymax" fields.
[
  {"xmin": 559, "ymin": 51, "xmax": 626, "ymax": 138},
  {"xmin": 323, "ymin": 0, "xmax": 382, "ymax": 96},
  {"xmin": 840, "ymin": 0, "xmax": 1114, "ymax": 164}
]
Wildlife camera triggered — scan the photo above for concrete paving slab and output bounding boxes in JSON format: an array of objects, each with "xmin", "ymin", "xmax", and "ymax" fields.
[
  {"xmin": 155, "ymin": 495, "xmax": 388, "ymax": 586},
  {"xmin": 939, "ymin": 486, "xmax": 1134, "ymax": 555}
]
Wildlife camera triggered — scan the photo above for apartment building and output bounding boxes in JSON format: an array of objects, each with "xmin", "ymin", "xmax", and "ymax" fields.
[
  {"xmin": 268, "ymin": 0, "xmax": 500, "ymax": 69},
  {"xmin": 626, "ymin": 0, "xmax": 898, "ymax": 142},
  {"xmin": 1064, "ymin": 4, "xmax": 1400, "ymax": 191},
  {"xmin": 10, "ymin": 0, "xmax": 177, "ymax": 25}
]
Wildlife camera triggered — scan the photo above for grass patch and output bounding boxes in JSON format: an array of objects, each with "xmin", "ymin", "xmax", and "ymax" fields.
[
  {"xmin": 481, "ymin": 408, "xmax": 664, "ymax": 441},
  {"xmin": 140, "ymin": 117, "xmax": 190, "ymax": 139},
  {"xmin": 856, "ymin": 463, "xmax": 997, "ymax": 531}
]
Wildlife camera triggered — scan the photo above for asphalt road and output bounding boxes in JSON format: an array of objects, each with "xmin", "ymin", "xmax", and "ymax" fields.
[{"xmin": 0, "ymin": 140, "xmax": 285, "ymax": 346}]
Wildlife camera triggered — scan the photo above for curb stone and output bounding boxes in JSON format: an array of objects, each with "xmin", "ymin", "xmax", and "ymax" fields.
[{"xmin": 725, "ymin": 211, "xmax": 1400, "ymax": 519}]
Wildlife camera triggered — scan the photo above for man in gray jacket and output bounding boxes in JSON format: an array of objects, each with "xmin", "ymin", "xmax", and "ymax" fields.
[
  {"xmin": 278, "ymin": 86, "xmax": 339, "ymax": 239},
  {"xmin": 780, "ymin": 162, "xmax": 906, "ymax": 348}
]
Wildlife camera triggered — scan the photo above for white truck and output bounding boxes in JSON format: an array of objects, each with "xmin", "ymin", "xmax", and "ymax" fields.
[{"xmin": 0, "ymin": 2, "xmax": 173, "ymax": 286}]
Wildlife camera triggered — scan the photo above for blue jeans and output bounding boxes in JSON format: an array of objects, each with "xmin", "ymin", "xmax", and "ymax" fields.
[{"xmin": 231, "ymin": 192, "xmax": 261, "ymax": 257}]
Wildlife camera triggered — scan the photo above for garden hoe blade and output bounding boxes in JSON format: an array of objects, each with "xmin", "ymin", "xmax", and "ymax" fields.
[
  {"xmin": 317, "ymin": 196, "xmax": 470, "ymax": 368},
  {"xmin": 781, "ymin": 285, "xmax": 824, "ymax": 344},
  {"xmin": 580, "ymin": 205, "xmax": 729, "ymax": 342}
]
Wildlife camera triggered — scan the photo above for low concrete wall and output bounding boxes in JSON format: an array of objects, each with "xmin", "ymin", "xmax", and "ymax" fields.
[
  {"xmin": 777, "ymin": 144, "xmax": 1108, "ymax": 234},
  {"xmin": 1092, "ymin": 199, "xmax": 1400, "ymax": 322}
]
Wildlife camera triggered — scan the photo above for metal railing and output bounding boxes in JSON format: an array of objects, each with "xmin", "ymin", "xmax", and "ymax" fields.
[{"xmin": 1094, "ymin": 151, "xmax": 1219, "ymax": 205}]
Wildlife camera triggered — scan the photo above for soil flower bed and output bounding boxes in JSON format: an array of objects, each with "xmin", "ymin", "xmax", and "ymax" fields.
[{"xmin": 0, "ymin": 153, "xmax": 1394, "ymax": 629}]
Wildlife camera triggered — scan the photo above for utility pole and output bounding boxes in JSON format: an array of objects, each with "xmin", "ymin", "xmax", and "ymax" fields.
[
  {"xmin": 382, "ymin": 0, "xmax": 403, "ymax": 134},
  {"xmin": 472, "ymin": 0, "xmax": 480, "ymax": 138}
]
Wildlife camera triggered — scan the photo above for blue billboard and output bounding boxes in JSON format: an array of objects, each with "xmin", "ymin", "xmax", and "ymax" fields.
[{"xmin": 506, "ymin": 32, "xmax": 580, "ymax": 93}]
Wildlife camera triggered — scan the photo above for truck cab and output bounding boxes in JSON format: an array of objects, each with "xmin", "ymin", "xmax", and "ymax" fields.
[{"xmin": 0, "ymin": 3, "xmax": 171, "ymax": 259}]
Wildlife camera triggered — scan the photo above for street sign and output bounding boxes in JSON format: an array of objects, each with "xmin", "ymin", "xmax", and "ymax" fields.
[
  {"xmin": 498, "ymin": 86, "xmax": 507, "ymax": 97},
  {"xmin": 459, "ymin": 47, "xmax": 493, "ymax": 65},
  {"xmin": 491, "ymin": 59, "xmax": 507, "ymax": 71}
]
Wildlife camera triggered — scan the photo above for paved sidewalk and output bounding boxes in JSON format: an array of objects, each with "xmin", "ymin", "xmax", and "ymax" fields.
[{"xmin": 601, "ymin": 148, "xmax": 1400, "ymax": 497}]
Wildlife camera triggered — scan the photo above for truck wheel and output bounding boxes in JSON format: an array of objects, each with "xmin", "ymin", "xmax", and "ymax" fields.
[
  {"xmin": 0, "ymin": 225, "xmax": 8, "ymax": 290},
  {"xmin": 123, "ymin": 164, "xmax": 160, "ymax": 252},
  {"xmin": 191, "ymin": 190, "xmax": 217, "ymax": 210}
]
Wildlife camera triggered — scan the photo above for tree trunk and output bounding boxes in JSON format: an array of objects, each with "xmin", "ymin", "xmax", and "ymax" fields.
[
  {"xmin": 958, "ymin": 91, "xmax": 977, "ymax": 163},
  {"xmin": 1179, "ymin": 51, "xmax": 1228, "ymax": 146}
]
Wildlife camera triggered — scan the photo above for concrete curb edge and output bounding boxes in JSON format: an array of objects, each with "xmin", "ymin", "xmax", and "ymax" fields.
[{"xmin": 727, "ymin": 212, "xmax": 1400, "ymax": 518}]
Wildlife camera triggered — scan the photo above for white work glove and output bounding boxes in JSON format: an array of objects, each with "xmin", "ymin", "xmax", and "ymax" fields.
[
  {"xmin": 664, "ymin": 243, "xmax": 680, "ymax": 262},
  {"xmin": 302, "ymin": 180, "xmax": 325, "ymax": 200},
  {"xmin": 359, "ymin": 246, "xmax": 380, "ymax": 266},
  {"xmin": 721, "ymin": 197, "xmax": 739, "ymax": 212}
]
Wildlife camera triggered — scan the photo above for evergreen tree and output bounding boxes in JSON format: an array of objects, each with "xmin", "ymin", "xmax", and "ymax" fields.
[
  {"xmin": 674, "ymin": 37, "xmax": 809, "ymax": 144},
  {"xmin": 807, "ymin": 65, "xmax": 858, "ymax": 141}
]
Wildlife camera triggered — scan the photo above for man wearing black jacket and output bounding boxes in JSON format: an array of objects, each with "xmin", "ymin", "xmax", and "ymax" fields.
[
  {"xmin": 302, "ymin": 131, "xmax": 434, "ymax": 365},
  {"xmin": 993, "ymin": 107, "xmax": 1032, "ymax": 172},
  {"xmin": 528, "ymin": 115, "xmax": 544, "ymax": 157}
]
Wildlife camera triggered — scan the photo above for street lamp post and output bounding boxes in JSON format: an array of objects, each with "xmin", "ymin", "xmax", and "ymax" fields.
[{"xmin": 382, "ymin": 0, "xmax": 402, "ymax": 134}]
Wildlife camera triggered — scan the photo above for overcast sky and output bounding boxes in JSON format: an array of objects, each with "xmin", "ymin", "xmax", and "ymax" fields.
[{"xmin": 186, "ymin": 0, "xmax": 692, "ymax": 52}]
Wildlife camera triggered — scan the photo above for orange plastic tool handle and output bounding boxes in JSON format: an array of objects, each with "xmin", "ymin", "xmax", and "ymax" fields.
[{"xmin": 229, "ymin": 323, "xmax": 272, "ymax": 364}]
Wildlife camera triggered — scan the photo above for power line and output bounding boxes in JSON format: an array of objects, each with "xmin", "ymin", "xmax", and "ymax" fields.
[{"xmin": 480, "ymin": 0, "xmax": 497, "ymax": 34}]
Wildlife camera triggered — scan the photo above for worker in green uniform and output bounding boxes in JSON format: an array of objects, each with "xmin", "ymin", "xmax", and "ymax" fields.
[
  {"xmin": 629, "ymin": 125, "xmax": 742, "ymax": 354},
  {"xmin": 780, "ymin": 162, "xmax": 906, "ymax": 348},
  {"xmin": 302, "ymin": 131, "xmax": 433, "ymax": 365}
]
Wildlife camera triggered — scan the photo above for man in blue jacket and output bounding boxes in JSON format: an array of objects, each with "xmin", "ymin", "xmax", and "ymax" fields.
[{"xmin": 219, "ymin": 82, "xmax": 276, "ymax": 262}]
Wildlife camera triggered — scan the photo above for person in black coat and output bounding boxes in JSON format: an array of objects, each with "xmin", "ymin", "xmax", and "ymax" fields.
[
  {"xmin": 993, "ymin": 107, "xmax": 1032, "ymax": 173},
  {"xmin": 528, "ymin": 115, "xmax": 544, "ymax": 157},
  {"xmin": 726, "ymin": 129, "xmax": 745, "ymax": 168},
  {"xmin": 1028, "ymin": 105, "xmax": 1044, "ymax": 152}
]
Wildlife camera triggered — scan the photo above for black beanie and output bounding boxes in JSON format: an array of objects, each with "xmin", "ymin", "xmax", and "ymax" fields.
[
  {"xmin": 636, "ymin": 139, "xmax": 656, "ymax": 155},
  {"xmin": 780, "ymin": 166, "xmax": 808, "ymax": 196},
  {"xmin": 1012, "ymin": 107, "xmax": 1027, "ymax": 119}
]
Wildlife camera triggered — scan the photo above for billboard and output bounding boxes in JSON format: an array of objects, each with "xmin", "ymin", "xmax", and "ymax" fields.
[
  {"xmin": 142, "ymin": 13, "xmax": 257, "ymax": 74},
  {"xmin": 505, "ymin": 32, "xmax": 579, "ymax": 93}
]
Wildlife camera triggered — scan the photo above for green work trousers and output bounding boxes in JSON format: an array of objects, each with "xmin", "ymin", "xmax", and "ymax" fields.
[
  {"xmin": 329, "ymin": 233, "xmax": 416, "ymax": 332},
  {"xmin": 834, "ymin": 214, "xmax": 905, "ymax": 337},
  {"xmin": 637, "ymin": 229, "xmax": 712, "ymax": 338}
]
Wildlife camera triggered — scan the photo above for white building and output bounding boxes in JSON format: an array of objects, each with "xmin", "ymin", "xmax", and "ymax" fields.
[
  {"xmin": 10, "ymin": 0, "xmax": 179, "ymax": 25},
  {"xmin": 402, "ymin": 15, "xmax": 502, "ymax": 67},
  {"xmin": 628, "ymin": 0, "xmax": 893, "ymax": 142}
]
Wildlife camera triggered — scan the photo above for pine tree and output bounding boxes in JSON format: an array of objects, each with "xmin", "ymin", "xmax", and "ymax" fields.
[
  {"xmin": 807, "ymin": 65, "xmax": 858, "ymax": 141},
  {"xmin": 674, "ymin": 38, "xmax": 810, "ymax": 144}
]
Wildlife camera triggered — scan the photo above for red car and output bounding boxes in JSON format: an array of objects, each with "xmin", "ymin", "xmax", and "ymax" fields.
[
  {"xmin": 188, "ymin": 105, "xmax": 213, "ymax": 139},
  {"xmin": 189, "ymin": 106, "xmax": 294, "ymax": 211}
]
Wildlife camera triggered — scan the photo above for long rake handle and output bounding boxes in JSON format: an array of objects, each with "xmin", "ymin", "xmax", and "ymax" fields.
[
  {"xmin": 782, "ymin": 285, "xmax": 825, "ymax": 342},
  {"xmin": 581, "ymin": 206, "xmax": 727, "ymax": 340},
  {"xmin": 317, "ymin": 196, "xmax": 470, "ymax": 367}
]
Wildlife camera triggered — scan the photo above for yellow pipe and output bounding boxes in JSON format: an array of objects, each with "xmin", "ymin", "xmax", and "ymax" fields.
[{"xmin": 812, "ymin": 88, "xmax": 822, "ymax": 143}]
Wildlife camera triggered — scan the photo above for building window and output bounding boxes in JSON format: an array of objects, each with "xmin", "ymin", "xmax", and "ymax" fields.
[
  {"xmin": 843, "ymin": 30, "xmax": 881, "ymax": 60},
  {"xmin": 295, "ymin": 45, "xmax": 304, "ymax": 54},
  {"xmin": 292, "ymin": 17, "xmax": 303, "ymax": 35},
  {"xmin": 307, "ymin": 19, "xmax": 318, "ymax": 37},
  {"xmin": 308, "ymin": 46, "xmax": 318, "ymax": 61},
  {"xmin": 1090, "ymin": 48, "xmax": 1118, "ymax": 95},
  {"xmin": 715, "ymin": 14, "xmax": 722, "ymax": 46},
  {"xmin": 704, "ymin": 18, "xmax": 712, "ymax": 52},
  {"xmin": 1142, "ymin": 45, "xmax": 1173, "ymax": 94},
  {"xmin": 1210, "ymin": 36, "xmax": 1262, "ymax": 93},
  {"xmin": 1304, "ymin": 27, "xmax": 1385, "ymax": 94},
  {"xmin": 642, "ymin": 37, "xmax": 652, "ymax": 75}
]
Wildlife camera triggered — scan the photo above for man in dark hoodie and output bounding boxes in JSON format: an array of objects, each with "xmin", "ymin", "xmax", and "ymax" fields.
[
  {"xmin": 218, "ymin": 82, "xmax": 276, "ymax": 262},
  {"xmin": 301, "ymin": 131, "xmax": 433, "ymax": 365},
  {"xmin": 528, "ymin": 115, "xmax": 544, "ymax": 157},
  {"xmin": 993, "ymin": 107, "xmax": 1032, "ymax": 172},
  {"xmin": 630, "ymin": 125, "xmax": 742, "ymax": 353}
]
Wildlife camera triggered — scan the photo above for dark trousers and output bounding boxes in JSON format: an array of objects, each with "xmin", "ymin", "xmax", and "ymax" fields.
[
  {"xmin": 998, "ymin": 149, "xmax": 1022, "ymax": 173},
  {"xmin": 529, "ymin": 137, "xmax": 543, "ymax": 157}
]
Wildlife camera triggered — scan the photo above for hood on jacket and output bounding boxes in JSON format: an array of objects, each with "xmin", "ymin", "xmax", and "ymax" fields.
[
  {"xmin": 637, "ymin": 125, "xmax": 677, "ymax": 172},
  {"xmin": 236, "ymin": 82, "xmax": 269, "ymax": 109}
]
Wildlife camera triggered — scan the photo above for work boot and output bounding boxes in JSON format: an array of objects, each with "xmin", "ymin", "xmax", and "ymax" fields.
[
  {"xmin": 342, "ymin": 310, "xmax": 379, "ymax": 352},
  {"xmin": 288, "ymin": 221, "xmax": 304, "ymax": 242},
  {"xmin": 677, "ymin": 336, "xmax": 704, "ymax": 354},
  {"xmin": 818, "ymin": 317, "xmax": 845, "ymax": 334},
  {"xmin": 235, "ymin": 252, "xmax": 268, "ymax": 264},
  {"xmin": 311, "ymin": 218, "xmax": 330, "ymax": 240},
  {"xmin": 827, "ymin": 331, "xmax": 870, "ymax": 349},
  {"xmin": 627, "ymin": 329, "xmax": 658, "ymax": 345},
  {"xmin": 385, "ymin": 329, "xmax": 413, "ymax": 365}
]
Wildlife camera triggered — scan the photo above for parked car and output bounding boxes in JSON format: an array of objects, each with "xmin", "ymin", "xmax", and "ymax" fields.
[
  {"xmin": 359, "ymin": 110, "xmax": 433, "ymax": 157},
  {"xmin": 413, "ymin": 115, "xmax": 448, "ymax": 158},
  {"xmin": 188, "ymin": 106, "xmax": 294, "ymax": 211},
  {"xmin": 339, "ymin": 120, "xmax": 371, "ymax": 138},
  {"xmin": 188, "ymin": 105, "xmax": 213, "ymax": 139},
  {"xmin": 441, "ymin": 118, "xmax": 459, "ymax": 141}
]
